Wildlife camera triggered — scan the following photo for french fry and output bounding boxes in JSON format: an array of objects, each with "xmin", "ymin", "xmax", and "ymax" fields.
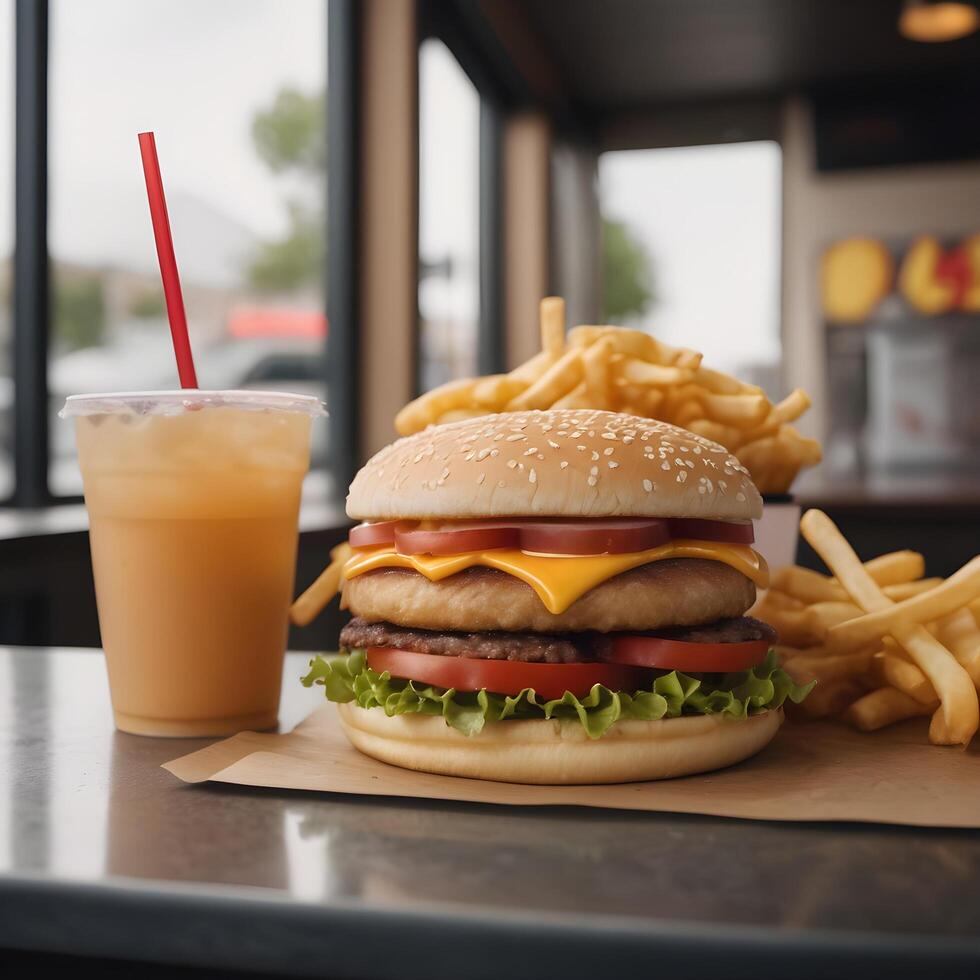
[
  {"xmin": 539, "ymin": 296, "xmax": 566, "ymax": 357},
  {"xmin": 884, "ymin": 578, "xmax": 943, "ymax": 600},
  {"xmin": 437, "ymin": 409, "xmax": 486, "ymax": 424},
  {"xmin": 290, "ymin": 542, "xmax": 352, "ymax": 628},
  {"xmin": 507, "ymin": 348, "xmax": 556, "ymax": 386},
  {"xmin": 700, "ymin": 391, "xmax": 770, "ymax": 429},
  {"xmin": 872, "ymin": 652, "xmax": 936, "ymax": 704},
  {"xmin": 550, "ymin": 381, "xmax": 592, "ymax": 410},
  {"xmin": 827, "ymin": 556, "xmax": 980, "ymax": 654},
  {"xmin": 471, "ymin": 374, "xmax": 529, "ymax": 409},
  {"xmin": 800, "ymin": 509, "xmax": 978, "ymax": 746},
  {"xmin": 582, "ymin": 336, "xmax": 614, "ymax": 410},
  {"xmin": 757, "ymin": 589, "xmax": 806, "ymax": 611},
  {"xmin": 394, "ymin": 298, "xmax": 820, "ymax": 491},
  {"xmin": 616, "ymin": 357, "xmax": 695, "ymax": 387},
  {"xmin": 692, "ymin": 365, "xmax": 752, "ymax": 396},
  {"xmin": 686, "ymin": 419, "xmax": 747, "ymax": 451},
  {"xmin": 860, "ymin": 550, "xmax": 925, "ymax": 587},
  {"xmin": 673, "ymin": 399, "xmax": 705, "ymax": 429},
  {"xmin": 568, "ymin": 325, "xmax": 673, "ymax": 363},
  {"xmin": 935, "ymin": 608, "xmax": 980, "ymax": 688},
  {"xmin": 772, "ymin": 561, "xmax": 933, "ymax": 606},
  {"xmin": 506, "ymin": 347, "xmax": 583, "ymax": 411},
  {"xmin": 394, "ymin": 378, "xmax": 479, "ymax": 436},
  {"xmin": 844, "ymin": 688, "xmax": 936, "ymax": 732}
]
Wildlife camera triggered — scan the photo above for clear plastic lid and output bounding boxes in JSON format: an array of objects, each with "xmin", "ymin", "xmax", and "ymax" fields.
[{"xmin": 59, "ymin": 389, "xmax": 326, "ymax": 419}]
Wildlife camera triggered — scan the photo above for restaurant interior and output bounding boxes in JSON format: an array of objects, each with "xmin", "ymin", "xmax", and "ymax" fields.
[
  {"xmin": 2, "ymin": 2, "xmax": 980, "ymax": 976},
  {"xmin": 2, "ymin": 0, "xmax": 977, "ymax": 651}
]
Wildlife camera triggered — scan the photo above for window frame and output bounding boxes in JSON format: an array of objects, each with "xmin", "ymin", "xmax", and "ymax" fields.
[
  {"xmin": 417, "ymin": 0, "xmax": 505, "ymax": 384},
  {"xmin": 5, "ymin": 0, "xmax": 348, "ymax": 507}
]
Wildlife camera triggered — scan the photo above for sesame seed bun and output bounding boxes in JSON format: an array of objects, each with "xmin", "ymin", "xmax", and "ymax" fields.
[
  {"xmin": 337, "ymin": 701, "xmax": 783, "ymax": 784},
  {"xmin": 347, "ymin": 409, "xmax": 761, "ymax": 522}
]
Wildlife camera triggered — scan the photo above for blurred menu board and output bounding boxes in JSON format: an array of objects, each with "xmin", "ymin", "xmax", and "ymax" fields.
[{"xmin": 822, "ymin": 234, "xmax": 980, "ymax": 323}]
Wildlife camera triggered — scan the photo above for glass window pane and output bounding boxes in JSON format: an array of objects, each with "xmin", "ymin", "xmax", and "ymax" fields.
[
  {"xmin": 48, "ymin": 0, "xmax": 327, "ymax": 496},
  {"xmin": 0, "ymin": 2, "xmax": 12, "ymax": 499},
  {"xmin": 418, "ymin": 39, "xmax": 480, "ymax": 393},
  {"xmin": 599, "ymin": 142, "xmax": 782, "ymax": 390}
]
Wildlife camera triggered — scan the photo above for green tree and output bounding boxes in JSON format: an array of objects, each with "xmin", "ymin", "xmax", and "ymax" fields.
[
  {"xmin": 248, "ymin": 88, "xmax": 326, "ymax": 293},
  {"xmin": 128, "ymin": 288, "xmax": 166, "ymax": 319},
  {"xmin": 55, "ymin": 274, "xmax": 106, "ymax": 350},
  {"xmin": 601, "ymin": 217, "xmax": 654, "ymax": 322}
]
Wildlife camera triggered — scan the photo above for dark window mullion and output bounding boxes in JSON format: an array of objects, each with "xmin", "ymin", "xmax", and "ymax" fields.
[
  {"xmin": 326, "ymin": 0, "xmax": 360, "ymax": 492},
  {"xmin": 478, "ymin": 98, "xmax": 503, "ymax": 376},
  {"xmin": 12, "ymin": 0, "xmax": 49, "ymax": 508}
]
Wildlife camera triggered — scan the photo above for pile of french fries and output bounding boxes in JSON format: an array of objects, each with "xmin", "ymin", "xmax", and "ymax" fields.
[
  {"xmin": 754, "ymin": 509, "xmax": 980, "ymax": 746},
  {"xmin": 395, "ymin": 298, "xmax": 822, "ymax": 495}
]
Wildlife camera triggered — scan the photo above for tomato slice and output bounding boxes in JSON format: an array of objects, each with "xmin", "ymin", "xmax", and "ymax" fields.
[
  {"xmin": 395, "ymin": 523, "xmax": 519, "ymax": 555},
  {"xmin": 351, "ymin": 516, "xmax": 754, "ymax": 555},
  {"xmin": 349, "ymin": 520, "xmax": 405, "ymax": 548},
  {"xmin": 366, "ymin": 647, "xmax": 650, "ymax": 699},
  {"xmin": 601, "ymin": 635, "xmax": 769, "ymax": 673},
  {"xmin": 517, "ymin": 518, "xmax": 670, "ymax": 555},
  {"xmin": 667, "ymin": 519, "xmax": 754, "ymax": 544}
]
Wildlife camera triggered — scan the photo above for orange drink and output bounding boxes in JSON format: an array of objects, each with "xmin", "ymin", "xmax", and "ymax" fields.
[{"xmin": 63, "ymin": 391, "xmax": 323, "ymax": 736}]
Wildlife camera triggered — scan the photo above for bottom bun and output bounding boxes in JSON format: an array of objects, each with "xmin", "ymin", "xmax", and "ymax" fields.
[{"xmin": 337, "ymin": 702, "xmax": 783, "ymax": 785}]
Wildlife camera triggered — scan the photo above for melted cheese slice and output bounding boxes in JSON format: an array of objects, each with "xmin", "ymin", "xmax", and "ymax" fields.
[{"xmin": 343, "ymin": 540, "xmax": 769, "ymax": 615}]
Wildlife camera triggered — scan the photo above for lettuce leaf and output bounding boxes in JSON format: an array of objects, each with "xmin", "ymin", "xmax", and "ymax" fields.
[{"xmin": 301, "ymin": 649, "xmax": 813, "ymax": 739}]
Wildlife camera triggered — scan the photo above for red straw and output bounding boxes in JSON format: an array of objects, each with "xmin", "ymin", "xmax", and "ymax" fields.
[{"xmin": 138, "ymin": 131, "xmax": 199, "ymax": 388}]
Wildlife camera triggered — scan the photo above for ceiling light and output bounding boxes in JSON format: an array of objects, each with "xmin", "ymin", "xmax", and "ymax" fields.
[{"xmin": 899, "ymin": 1, "xmax": 980, "ymax": 42}]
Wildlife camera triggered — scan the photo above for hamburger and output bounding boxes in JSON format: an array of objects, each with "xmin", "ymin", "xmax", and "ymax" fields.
[{"xmin": 301, "ymin": 409, "xmax": 810, "ymax": 784}]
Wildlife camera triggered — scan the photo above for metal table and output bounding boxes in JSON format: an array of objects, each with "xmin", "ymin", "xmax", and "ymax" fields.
[{"xmin": 2, "ymin": 647, "xmax": 979, "ymax": 978}]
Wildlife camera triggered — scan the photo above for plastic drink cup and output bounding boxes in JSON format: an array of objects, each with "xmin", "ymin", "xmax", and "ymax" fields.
[{"xmin": 61, "ymin": 390, "xmax": 325, "ymax": 737}]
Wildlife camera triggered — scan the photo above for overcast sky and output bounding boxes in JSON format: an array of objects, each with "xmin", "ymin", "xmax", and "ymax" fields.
[
  {"xmin": 0, "ymin": 0, "xmax": 325, "ymax": 260},
  {"xmin": 600, "ymin": 141, "xmax": 782, "ymax": 375}
]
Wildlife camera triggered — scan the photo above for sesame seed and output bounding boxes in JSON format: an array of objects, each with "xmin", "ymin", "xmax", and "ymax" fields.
[
  {"xmin": 537, "ymin": 454, "xmax": 545, "ymax": 460},
  {"xmin": 548, "ymin": 440, "xmax": 559, "ymax": 449},
  {"xmin": 529, "ymin": 468, "xmax": 537, "ymax": 484},
  {"xmin": 477, "ymin": 472, "xmax": 486, "ymax": 485},
  {"xmin": 590, "ymin": 465, "xmax": 599, "ymax": 476},
  {"xmin": 591, "ymin": 451, "xmax": 600, "ymax": 461},
  {"xmin": 608, "ymin": 461, "xmax": 619, "ymax": 469},
  {"xmin": 523, "ymin": 447, "xmax": 536, "ymax": 456},
  {"xmin": 577, "ymin": 445, "xmax": 587, "ymax": 452},
  {"xmin": 506, "ymin": 459, "xmax": 517, "ymax": 469},
  {"xmin": 661, "ymin": 461, "xmax": 671, "ymax": 471},
  {"xmin": 476, "ymin": 448, "xmax": 491, "ymax": 461},
  {"xmin": 736, "ymin": 491, "xmax": 746, "ymax": 502},
  {"xmin": 506, "ymin": 434, "xmax": 525, "ymax": 442},
  {"xmin": 559, "ymin": 461, "xmax": 569, "ymax": 470},
  {"xmin": 587, "ymin": 476, "xmax": 598, "ymax": 487},
  {"xmin": 601, "ymin": 432, "xmax": 616, "ymax": 440},
  {"xmin": 603, "ymin": 447, "xmax": 614, "ymax": 456},
  {"xmin": 642, "ymin": 479, "xmax": 653, "ymax": 492},
  {"xmin": 677, "ymin": 471, "xmax": 688, "ymax": 484}
]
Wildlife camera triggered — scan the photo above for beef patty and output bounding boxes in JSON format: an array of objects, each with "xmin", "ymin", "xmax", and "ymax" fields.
[
  {"xmin": 342, "ymin": 559, "xmax": 756, "ymax": 634},
  {"xmin": 339, "ymin": 616, "xmax": 777, "ymax": 665}
]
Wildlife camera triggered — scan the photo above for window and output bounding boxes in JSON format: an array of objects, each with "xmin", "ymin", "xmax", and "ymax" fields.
[
  {"xmin": 599, "ymin": 141, "xmax": 782, "ymax": 390},
  {"xmin": 418, "ymin": 38, "xmax": 480, "ymax": 393},
  {"xmin": 48, "ymin": 0, "xmax": 327, "ymax": 495},
  {"xmin": 0, "ymin": 2, "xmax": 12, "ymax": 499}
]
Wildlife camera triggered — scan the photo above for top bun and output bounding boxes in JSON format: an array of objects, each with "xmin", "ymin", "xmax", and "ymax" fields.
[{"xmin": 347, "ymin": 409, "xmax": 762, "ymax": 522}]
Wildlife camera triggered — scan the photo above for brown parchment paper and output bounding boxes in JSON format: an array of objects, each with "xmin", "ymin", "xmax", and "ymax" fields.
[{"xmin": 163, "ymin": 705, "xmax": 980, "ymax": 828}]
